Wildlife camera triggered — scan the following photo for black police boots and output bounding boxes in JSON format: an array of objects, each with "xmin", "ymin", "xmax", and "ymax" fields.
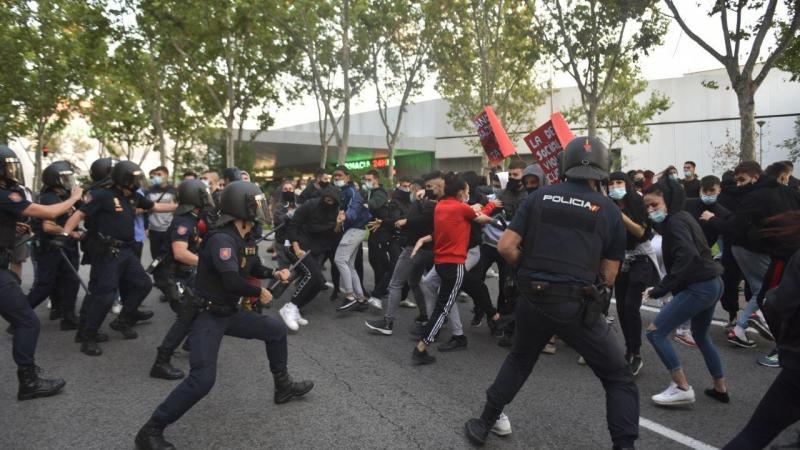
[
  {"xmin": 150, "ymin": 351, "xmax": 185, "ymax": 380},
  {"xmin": 273, "ymin": 371, "xmax": 314, "ymax": 404},
  {"xmin": 130, "ymin": 308, "xmax": 154, "ymax": 325},
  {"xmin": 17, "ymin": 365, "xmax": 66, "ymax": 401},
  {"xmin": 110, "ymin": 316, "xmax": 138, "ymax": 339},
  {"xmin": 135, "ymin": 419, "xmax": 175, "ymax": 450},
  {"xmin": 60, "ymin": 310, "xmax": 79, "ymax": 331},
  {"xmin": 79, "ymin": 330, "xmax": 103, "ymax": 356},
  {"xmin": 74, "ymin": 319, "xmax": 109, "ymax": 343}
]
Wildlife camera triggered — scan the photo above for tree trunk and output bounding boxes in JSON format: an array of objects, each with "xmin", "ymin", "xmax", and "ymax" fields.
[
  {"xmin": 338, "ymin": 0, "xmax": 351, "ymax": 166},
  {"xmin": 153, "ymin": 106, "xmax": 167, "ymax": 168},
  {"xmin": 320, "ymin": 144, "xmax": 328, "ymax": 169},
  {"xmin": 33, "ymin": 123, "xmax": 45, "ymax": 191},
  {"xmin": 736, "ymin": 85, "xmax": 757, "ymax": 162},
  {"xmin": 387, "ymin": 144, "xmax": 395, "ymax": 186},
  {"xmin": 225, "ymin": 115, "xmax": 235, "ymax": 168},
  {"xmin": 586, "ymin": 101, "xmax": 598, "ymax": 138}
]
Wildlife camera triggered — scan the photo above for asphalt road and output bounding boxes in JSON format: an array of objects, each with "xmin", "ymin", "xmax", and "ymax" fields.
[{"xmin": 1, "ymin": 242, "xmax": 798, "ymax": 449}]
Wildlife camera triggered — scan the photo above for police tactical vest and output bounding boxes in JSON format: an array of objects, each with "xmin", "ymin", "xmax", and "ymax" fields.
[
  {"xmin": 196, "ymin": 225, "xmax": 248, "ymax": 306},
  {"xmin": 521, "ymin": 189, "xmax": 608, "ymax": 283},
  {"xmin": 0, "ymin": 186, "xmax": 25, "ymax": 250}
]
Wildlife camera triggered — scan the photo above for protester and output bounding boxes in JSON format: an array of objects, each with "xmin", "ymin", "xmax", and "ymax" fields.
[
  {"xmin": 681, "ymin": 161, "xmax": 701, "ymax": 198},
  {"xmin": 642, "ymin": 178, "xmax": 727, "ymax": 406}
]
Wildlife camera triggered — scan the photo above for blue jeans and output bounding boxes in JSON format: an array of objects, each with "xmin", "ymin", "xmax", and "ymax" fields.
[
  {"xmin": 647, "ymin": 276, "xmax": 725, "ymax": 380},
  {"xmin": 731, "ymin": 246, "xmax": 770, "ymax": 328}
]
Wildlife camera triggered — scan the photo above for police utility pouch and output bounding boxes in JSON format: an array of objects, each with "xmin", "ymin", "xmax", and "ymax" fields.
[{"xmin": 583, "ymin": 284, "xmax": 612, "ymax": 327}]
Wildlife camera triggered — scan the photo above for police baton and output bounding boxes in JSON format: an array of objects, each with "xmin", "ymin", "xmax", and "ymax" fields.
[
  {"xmin": 14, "ymin": 233, "xmax": 34, "ymax": 248},
  {"xmin": 267, "ymin": 251, "xmax": 309, "ymax": 294},
  {"xmin": 57, "ymin": 248, "xmax": 92, "ymax": 296},
  {"xmin": 254, "ymin": 222, "xmax": 284, "ymax": 245}
]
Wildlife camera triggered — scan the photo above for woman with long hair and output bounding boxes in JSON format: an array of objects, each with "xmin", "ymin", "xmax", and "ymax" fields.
[
  {"xmin": 724, "ymin": 211, "xmax": 800, "ymax": 449},
  {"xmin": 642, "ymin": 178, "xmax": 727, "ymax": 406}
]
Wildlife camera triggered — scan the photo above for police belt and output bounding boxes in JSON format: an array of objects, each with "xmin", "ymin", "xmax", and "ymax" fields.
[
  {"xmin": 97, "ymin": 234, "xmax": 135, "ymax": 249},
  {"xmin": 518, "ymin": 279, "xmax": 593, "ymax": 303},
  {"xmin": 195, "ymin": 296, "xmax": 240, "ymax": 316}
]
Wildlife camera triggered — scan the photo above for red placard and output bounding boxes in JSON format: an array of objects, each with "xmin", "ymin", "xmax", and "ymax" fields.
[
  {"xmin": 523, "ymin": 113, "xmax": 575, "ymax": 185},
  {"xmin": 473, "ymin": 106, "xmax": 517, "ymax": 166}
]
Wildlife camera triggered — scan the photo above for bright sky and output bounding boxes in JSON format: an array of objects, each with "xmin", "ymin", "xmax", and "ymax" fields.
[{"xmin": 270, "ymin": 3, "xmax": 788, "ymax": 129}]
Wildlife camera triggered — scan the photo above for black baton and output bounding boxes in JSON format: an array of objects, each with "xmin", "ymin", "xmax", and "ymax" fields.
[{"xmin": 58, "ymin": 248, "xmax": 92, "ymax": 296}]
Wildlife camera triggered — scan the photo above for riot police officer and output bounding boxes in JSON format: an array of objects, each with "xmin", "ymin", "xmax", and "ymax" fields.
[
  {"xmin": 149, "ymin": 179, "xmax": 214, "ymax": 380},
  {"xmin": 27, "ymin": 161, "xmax": 82, "ymax": 331},
  {"xmin": 0, "ymin": 146, "xmax": 82, "ymax": 400},
  {"xmin": 74, "ymin": 157, "xmax": 118, "ymax": 345},
  {"xmin": 135, "ymin": 181, "xmax": 313, "ymax": 450},
  {"xmin": 62, "ymin": 160, "xmax": 176, "ymax": 356},
  {"xmin": 463, "ymin": 137, "xmax": 639, "ymax": 449}
]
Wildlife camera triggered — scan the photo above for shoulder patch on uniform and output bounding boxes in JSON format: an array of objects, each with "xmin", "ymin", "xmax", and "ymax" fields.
[
  {"xmin": 8, "ymin": 192, "xmax": 22, "ymax": 202},
  {"xmin": 177, "ymin": 226, "xmax": 188, "ymax": 236},
  {"xmin": 219, "ymin": 248, "xmax": 232, "ymax": 261}
]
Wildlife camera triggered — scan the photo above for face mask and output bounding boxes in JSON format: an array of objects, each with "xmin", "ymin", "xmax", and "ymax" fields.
[
  {"xmin": 150, "ymin": 176, "xmax": 162, "ymax": 186},
  {"xmin": 424, "ymin": 188, "xmax": 435, "ymax": 199},
  {"xmin": 282, "ymin": 191, "xmax": 295, "ymax": 203},
  {"xmin": 649, "ymin": 209, "xmax": 667, "ymax": 223},
  {"xmin": 321, "ymin": 199, "xmax": 336, "ymax": 209},
  {"xmin": 506, "ymin": 178, "xmax": 521, "ymax": 191},
  {"xmin": 334, "ymin": 180, "xmax": 346, "ymax": 188},
  {"xmin": 668, "ymin": 173, "xmax": 678, "ymax": 181},
  {"xmin": 395, "ymin": 189, "xmax": 410, "ymax": 201},
  {"xmin": 684, "ymin": 170, "xmax": 693, "ymax": 178},
  {"xmin": 318, "ymin": 181, "xmax": 329, "ymax": 189},
  {"xmin": 701, "ymin": 194, "xmax": 717, "ymax": 205},
  {"xmin": 201, "ymin": 179, "xmax": 210, "ymax": 188},
  {"xmin": 398, "ymin": 186, "xmax": 410, "ymax": 193},
  {"xmin": 634, "ymin": 179, "xmax": 643, "ymax": 188},
  {"xmin": 609, "ymin": 187, "xmax": 627, "ymax": 200},
  {"xmin": 363, "ymin": 180, "xmax": 374, "ymax": 190},
  {"xmin": 525, "ymin": 186, "xmax": 538, "ymax": 194}
]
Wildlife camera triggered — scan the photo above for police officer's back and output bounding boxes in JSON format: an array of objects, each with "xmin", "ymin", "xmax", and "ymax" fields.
[{"xmin": 464, "ymin": 137, "xmax": 638, "ymax": 449}]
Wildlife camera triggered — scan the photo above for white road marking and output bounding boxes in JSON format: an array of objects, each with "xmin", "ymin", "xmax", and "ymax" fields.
[{"xmin": 640, "ymin": 417, "xmax": 720, "ymax": 450}]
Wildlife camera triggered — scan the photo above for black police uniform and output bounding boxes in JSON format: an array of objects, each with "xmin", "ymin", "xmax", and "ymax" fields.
[
  {"xmin": 0, "ymin": 187, "xmax": 40, "ymax": 366},
  {"xmin": 148, "ymin": 224, "xmax": 289, "ymax": 426},
  {"xmin": 155, "ymin": 212, "xmax": 200, "ymax": 356},
  {"xmin": 479, "ymin": 180, "xmax": 639, "ymax": 448},
  {"xmin": 81, "ymin": 187, "xmax": 155, "ymax": 341},
  {"xmin": 28, "ymin": 190, "xmax": 81, "ymax": 328}
]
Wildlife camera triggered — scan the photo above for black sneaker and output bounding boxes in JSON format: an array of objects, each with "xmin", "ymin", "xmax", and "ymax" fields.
[
  {"xmin": 704, "ymin": 388, "xmax": 730, "ymax": 404},
  {"xmin": 365, "ymin": 318, "xmax": 393, "ymax": 336},
  {"xmin": 464, "ymin": 418, "xmax": 491, "ymax": 445},
  {"xmin": 747, "ymin": 315, "xmax": 774, "ymax": 341},
  {"xmin": 471, "ymin": 310, "xmax": 484, "ymax": 327},
  {"xmin": 630, "ymin": 355, "xmax": 643, "ymax": 376},
  {"xmin": 497, "ymin": 335, "xmax": 514, "ymax": 348},
  {"xmin": 727, "ymin": 331, "xmax": 756, "ymax": 348},
  {"xmin": 412, "ymin": 347, "xmax": 436, "ymax": 365},
  {"xmin": 438, "ymin": 335, "xmax": 468, "ymax": 352},
  {"xmin": 352, "ymin": 301, "xmax": 369, "ymax": 312},
  {"xmin": 414, "ymin": 315, "xmax": 428, "ymax": 326},
  {"xmin": 336, "ymin": 297, "xmax": 358, "ymax": 312}
]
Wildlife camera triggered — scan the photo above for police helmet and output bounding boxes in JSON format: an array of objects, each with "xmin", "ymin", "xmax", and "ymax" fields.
[
  {"xmin": 222, "ymin": 167, "xmax": 242, "ymax": 184},
  {"xmin": 90, "ymin": 157, "xmax": 118, "ymax": 183},
  {"xmin": 0, "ymin": 145, "xmax": 24, "ymax": 186},
  {"xmin": 218, "ymin": 181, "xmax": 268, "ymax": 225},
  {"xmin": 42, "ymin": 160, "xmax": 77, "ymax": 191},
  {"xmin": 174, "ymin": 179, "xmax": 215, "ymax": 216},
  {"xmin": 561, "ymin": 136, "xmax": 610, "ymax": 181},
  {"xmin": 111, "ymin": 160, "xmax": 145, "ymax": 190}
]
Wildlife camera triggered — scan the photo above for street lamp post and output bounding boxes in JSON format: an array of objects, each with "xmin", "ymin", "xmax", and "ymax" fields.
[{"xmin": 756, "ymin": 120, "xmax": 766, "ymax": 166}]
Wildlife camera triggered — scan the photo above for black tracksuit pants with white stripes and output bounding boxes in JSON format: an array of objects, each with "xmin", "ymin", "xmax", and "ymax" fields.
[{"xmin": 422, "ymin": 263, "xmax": 496, "ymax": 345}]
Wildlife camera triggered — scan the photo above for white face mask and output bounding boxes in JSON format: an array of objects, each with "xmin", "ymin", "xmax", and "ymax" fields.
[{"xmin": 334, "ymin": 180, "xmax": 346, "ymax": 188}]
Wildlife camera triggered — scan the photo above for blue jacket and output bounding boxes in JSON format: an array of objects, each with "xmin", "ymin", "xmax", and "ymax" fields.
[{"xmin": 340, "ymin": 184, "xmax": 371, "ymax": 231}]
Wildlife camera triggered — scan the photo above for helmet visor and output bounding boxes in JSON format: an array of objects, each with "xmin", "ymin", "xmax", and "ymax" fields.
[
  {"xmin": 201, "ymin": 186, "xmax": 215, "ymax": 211},
  {"xmin": 4, "ymin": 157, "xmax": 24, "ymax": 186},
  {"xmin": 58, "ymin": 170, "xmax": 76, "ymax": 191},
  {"xmin": 124, "ymin": 170, "xmax": 146, "ymax": 190},
  {"xmin": 248, "ymin": 193, "xmax": 269, "ymax": 224}
]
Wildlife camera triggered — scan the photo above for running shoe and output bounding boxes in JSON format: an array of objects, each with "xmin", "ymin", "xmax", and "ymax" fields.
[
  {"xmin": 747, "ymin": 314, "xmax": 774, "ymax": 341},
  {"xmin": 757, "ymin": 349, "xmax": 780, "ymax": 368},
  {"xmin": 541, "ymin": 342, "xmax": 557, "ymax": 355},
  {"xmin": 674, "ymin": 333, "xmax": 697, "ymax": 348},
  {"xmin": 630, "ymin": 356, "xmax": 643, "ymax": 376},
  {"xmin": 365, "ymin": 318, "xmax": 393, "ymax": 336},
  {"xmin": 438, "ymin": 335, "xmax": 468, "ymax": 352},
  {"xmin": 399, "ymin": 299, "xmax": 417, "ymax": 308},
  {"xmin": 336, "ymin": 297, "xmax": 359, "ymax": 312},
  {"xmin": 490, "ymin": 413, "xmax": 512, "ymax": 436},
  {"xmin": 727, "ymin": 330, "xmax": 756, "ymax": 348},
  {"xmin": 652, "ymin": 382, "xmax": 695, "ymax": 406},
  {"xmin": 485, "ymin": 268, "xmax": 499, "ymax": 279},
  {"xmin": 414, "ymin": 315, "xmax": 428, "ymax": 326},
  {"xmin": 470, "ymin": 310, "xmax": 485, "ymax": 327},
  {"xmin": 367, "ymin": 297, "xmax": 383, "ymax": 309}
]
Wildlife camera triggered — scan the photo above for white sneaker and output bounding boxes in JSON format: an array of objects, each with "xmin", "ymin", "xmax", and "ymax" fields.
[
  {"xmin": 46, "ymin": 299, "xmax": 52, "ymax": 310},
  {"xmin": 367, "ymin": 297, "xmax": 383, "ymax": 309},
  {"xmin": 399, "ymin": 299, "xmax": 417, "ymax": 308},
  {"xmin": 296, "ymin": 310, "xmax": 309, "ymax": 326},
  {"xmin": 279, "ymin": 303, "xmax": 300, "ymax": 331},
  {"xmin": 111, "ymin": 301, "xmax": 122, "ymax": 315},
  {"xmin": 652, "ymin": 382, "xmax": 695, "ymax": 406},
  {"xmin": 325, "ymin": 281, "xmax": 334, "ymax": 289},
  {"xmin": 491, "ymin": 413, "xmax": 512, "ymax": 436},
  {"xmin": 486, "ymin": 268, "xmax": 499, "ymax": 279}
]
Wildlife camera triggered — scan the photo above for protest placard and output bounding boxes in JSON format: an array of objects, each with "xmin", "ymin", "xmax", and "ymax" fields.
[
  {"xmin": 523, "ymin": 113, "xmax": 575, "ymax": 184},
  {"xmin": 473, "ymin": 106, "xmax": 516, "ymax": 166}
]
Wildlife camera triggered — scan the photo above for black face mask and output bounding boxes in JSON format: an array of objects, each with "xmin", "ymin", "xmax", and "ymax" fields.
[
  {"xmin": 506, "ymin": 178, "xmax": 522, "ymax": 192},
  {"xmin": 395, "ymin": 190, "xmax": 410, "ymax": 202},
  {"xmin": 525, "ymin": 186, "xmax": 538, "ymax": 194},
  {"xmin": 424, "ymin": 188, "xmax": 436, "ymax": 200},
  {"xmin": 281, "ymin": 191, "xmax": 295, "ymax": 203},
  {"xmin": 321, "ymin": 198, "xmax": 337, "ymax": 209},
  {"xmin": 318, "ymin": 181, "xmax": 329, "ymax": 189},
  {"xmin": 634, "ymin": 179, "xmax": 644, "ymax": 188}
]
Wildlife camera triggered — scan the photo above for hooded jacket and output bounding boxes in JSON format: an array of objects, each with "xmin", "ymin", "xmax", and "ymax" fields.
[
  {"xmin": 609, "ymin": 171, "xmax": 652, "ymax": 251},
  {"xmin": 285, "ymin": 185, "xmax": 341, "ymax": 254},
  {"xmin": 763, "ymin": 249, "xmax": 800, "ymax": 371},
  {"xmin": 649, "ymin": 179, "xmax": 723, "ymax": 299},
  {"xmin": 710, "ymin": 175, "xmax": 800, "ymax": 252},
  {"xmin": 340, "ymin": 183, "xmax": 371, "ymax": 231},
  {"xmin": 365, "ymin": 185, "xmax": 390, "ymax": 240}
]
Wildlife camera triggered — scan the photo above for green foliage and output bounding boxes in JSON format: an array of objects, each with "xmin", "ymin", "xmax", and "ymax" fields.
[
  {"xmin": 780, "ymin": 117, "xmax": 800, "ymax": 163},
  {"xmin": 564, "ymin": 58, "xmax": 671, "ymax": 149},
  {"xmin": 776, "ymin": 24, "xmax": 800, "ymax": 81},
  {"xmin": 427, "ymin": 0, "xmax": 544, "ymax": 141},
  {"xmin": 536, "ymin": 0, "xmax": 667, "ymax": 137}
]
